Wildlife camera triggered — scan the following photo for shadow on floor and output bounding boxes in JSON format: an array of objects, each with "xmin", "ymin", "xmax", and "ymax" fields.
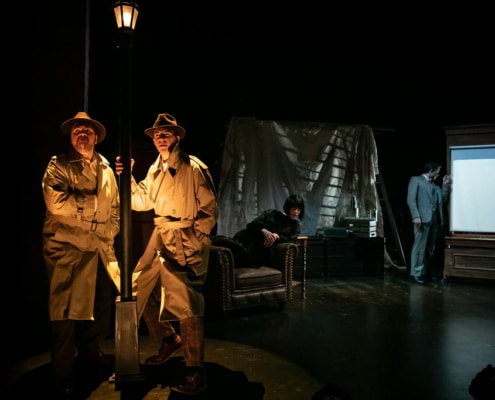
[
  {"xmin": 7, "ymin": 274, "xmax": 495, "ymax": 399},
  {"xmin": 5, "ymin": 356, "xmax": 265, "ymax": 400}
]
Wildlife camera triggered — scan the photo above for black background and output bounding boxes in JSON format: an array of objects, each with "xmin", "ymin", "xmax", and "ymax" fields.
[{"xmin": 18, "ymin": 0, "xmax": 494, "ymax": 363}]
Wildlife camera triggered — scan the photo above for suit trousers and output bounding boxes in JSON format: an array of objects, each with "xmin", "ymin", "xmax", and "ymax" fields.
[{"xmin": 410, "ymin": 213, "xmax": 440, "ymax": 277}]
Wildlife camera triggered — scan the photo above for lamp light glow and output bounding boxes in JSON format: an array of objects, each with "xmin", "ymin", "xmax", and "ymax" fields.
[{"xmin": 114, "ymin": 1, "xmax": 139, "ymax": 30}]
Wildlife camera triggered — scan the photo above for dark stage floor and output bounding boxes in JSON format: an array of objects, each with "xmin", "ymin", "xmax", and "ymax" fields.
[{"xmin": 5, "ymin": 271, "xmax": 495, "ymax": 399}]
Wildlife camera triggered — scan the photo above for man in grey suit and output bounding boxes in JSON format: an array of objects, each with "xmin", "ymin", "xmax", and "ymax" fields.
[{"xmin": 407, "ymin": 161, "xmax": 451, "ymax": 284}]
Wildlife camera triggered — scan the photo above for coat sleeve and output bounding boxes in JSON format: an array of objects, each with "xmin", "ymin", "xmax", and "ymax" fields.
[
  {"xmin": 42, "ymin": 156, "xmax": 82, "ymax": 216},
  {"xmin": 441, "ymin": 182, "xmax": 451, "ymax": 204},
  {"xmin": 246, "ymin": 210, "xmax": 273, "ymax": 233},
  {"xmin": 107, "ymin": 169, "xmax": 120, "ymax": 238},
  {"xmin": 406, "ymin": 176, "xmax": 421, "ymax": 220},
  {"xmin": 130, "ymin": 167, "xmax": 156, "ymax": 212},
  {"xmin": 193, "ymin": 165, "xmax": 218, "ymax": 239}
]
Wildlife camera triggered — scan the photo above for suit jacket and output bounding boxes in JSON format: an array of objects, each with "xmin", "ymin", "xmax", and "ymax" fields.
[{"xmin": 407, "ymin": 175, "xmax": 450, "ymax": 225}]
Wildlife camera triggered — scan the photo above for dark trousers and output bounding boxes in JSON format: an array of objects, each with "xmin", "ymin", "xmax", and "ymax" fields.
[{"xmin": 50, "ymin": 263, "xmax": 114, "ymax": 389}]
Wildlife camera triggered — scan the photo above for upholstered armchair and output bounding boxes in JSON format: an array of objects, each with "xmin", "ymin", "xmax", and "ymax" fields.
[{"xmin": 203, "ymin": 242, "xmax": 299, "ymax": 315}]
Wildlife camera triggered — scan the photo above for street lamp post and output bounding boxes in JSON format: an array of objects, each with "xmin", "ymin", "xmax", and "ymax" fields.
[{"xmin": 113, "ymin": 0, "xmax": 143, "ymax": 386}]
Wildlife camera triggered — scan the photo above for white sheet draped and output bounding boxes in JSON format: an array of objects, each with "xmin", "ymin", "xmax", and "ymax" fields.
[{"xmin": 216, "ymin": 117, "xmax": 383, "ymax": 238}]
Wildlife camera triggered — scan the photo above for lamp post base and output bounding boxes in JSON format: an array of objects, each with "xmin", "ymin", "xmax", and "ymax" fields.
[{"xmin": 114, "ymin": 297, "xmax": 144, "ymax": 387}]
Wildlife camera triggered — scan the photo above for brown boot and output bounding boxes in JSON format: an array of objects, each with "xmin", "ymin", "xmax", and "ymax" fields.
[
  {"xmin": 144, "ymin": 335, "xmax": 183, "ymax": 365},
  {"xmin": 179, "ymin": 316, "xmax": 205, "ymax": 367},
  {"xmin": 171, "ymin": 369, "xmax": 207, "ymax": 395},
  {"xmin": 170, "ymin": 317, "xmax": 207, "ymax": 394}
]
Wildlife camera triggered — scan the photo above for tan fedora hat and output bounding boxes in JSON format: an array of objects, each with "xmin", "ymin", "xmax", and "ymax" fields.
[
  {"xmin": 144, "ymin": 113, "xmax": 185, "ymax": 139},
  {"xmin": 61, "ymin": 111, "xmax": 106, "ymax": 143}
]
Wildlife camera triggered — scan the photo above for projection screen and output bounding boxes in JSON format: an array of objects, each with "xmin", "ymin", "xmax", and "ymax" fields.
[{"xmin": 450, "ymin": 145, "xmax": 495, "ymax": 233}]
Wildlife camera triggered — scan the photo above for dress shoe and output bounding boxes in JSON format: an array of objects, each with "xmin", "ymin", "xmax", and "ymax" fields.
[
  {"xmin": 78, "ymin": 347, "xmax": 114, "ymax": 366},
  {"xmin": 144, "ymin": 335, "xmax": 182, "ymax": 365},
  {"xmin": 170, "ymin": 370, "xmax": 207, "ymax": 395},
  {"xmin": 412, "ymin": 276, "xmax": 425, "ymax": 284}
]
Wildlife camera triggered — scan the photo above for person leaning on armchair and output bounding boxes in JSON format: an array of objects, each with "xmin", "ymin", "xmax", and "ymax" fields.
[{"xmin": 213, "ymin": 194, "xmax": 305, "ymax": 268}]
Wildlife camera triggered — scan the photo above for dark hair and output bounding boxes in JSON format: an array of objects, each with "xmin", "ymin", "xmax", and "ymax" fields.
[
  {"xmin": 423, "ymin": 161, "xmax": 441, "ymax": 173},
  {"xmin": 283, "ymin": 194, "xmax": 305, "ymax": 219},
  {"xmin": 469, "ymin": 364, "xmax": 495, "ymax": 400}
]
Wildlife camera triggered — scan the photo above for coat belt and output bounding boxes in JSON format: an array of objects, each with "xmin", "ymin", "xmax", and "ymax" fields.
[{"xmin": 154, "ymin": 217, "xmax": 194, "ymax": 266}]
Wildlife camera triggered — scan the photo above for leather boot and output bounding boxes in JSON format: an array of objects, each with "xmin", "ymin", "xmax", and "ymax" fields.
[
  {"xmin": 170, "ymin": 316, "xmax": 207, "ymax": 395},
  {"xmin": 144, "ymin": 334, "xmax": 183, "ymax": 365},
  {"xmin": 170, "ymin": 368, "xmax": 207, "ymax": 395}
]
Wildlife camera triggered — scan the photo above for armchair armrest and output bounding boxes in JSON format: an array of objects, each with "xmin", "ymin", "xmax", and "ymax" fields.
[
  {"xmin": 268, "ymin": 242, "xmax": 299, "ymax": 279},
  {"xmin": 205, "ymin": 245, "xmax": 235, "ymax": 313}
]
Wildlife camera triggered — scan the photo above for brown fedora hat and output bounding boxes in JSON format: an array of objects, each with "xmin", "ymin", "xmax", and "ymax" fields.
[
  {"xmin": 144, "ymin": 113, "xmax": 186, "ymax": 139},
  {"xmin": 61, "ymin": 111, "xmax": 106, "ymax": 143}
]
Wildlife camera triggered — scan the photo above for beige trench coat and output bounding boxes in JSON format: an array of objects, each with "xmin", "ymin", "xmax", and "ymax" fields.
[
  {"xmin": 42, "ymin": 150, "xmax": 120, "ymax": 321},
  {"xmin": 130, "ymin": 144, "xmax": 217, "ymax": 321}
]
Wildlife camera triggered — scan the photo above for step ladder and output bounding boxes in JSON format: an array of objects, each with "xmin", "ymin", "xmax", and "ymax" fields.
[{"xmin": 376, "ymin": 173, "xmax": 407, "ymax": 267}]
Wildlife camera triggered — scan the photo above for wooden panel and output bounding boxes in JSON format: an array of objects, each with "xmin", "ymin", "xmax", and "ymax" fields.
[
  {"xmin": 444, "ymin": 123, "xmax": 495, "ymax": 280},
  {"xmin": 444, "ymin": 247, "xmax": 495, "ymax": 280}
]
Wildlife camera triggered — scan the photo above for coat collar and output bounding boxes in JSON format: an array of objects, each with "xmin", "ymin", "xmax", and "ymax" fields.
[{"xmin": 150, "ymin": 143, "xmax": 183, "ymax": 177}]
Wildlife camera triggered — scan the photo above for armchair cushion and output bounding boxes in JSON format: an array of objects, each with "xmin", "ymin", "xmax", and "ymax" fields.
[
  {"xmin": 204, "ymin": 242, "xmax": 298, "ymax": 315},
  {"xmin": 235, "ymin": 266, "xmax": 282, "ymax": 289}
]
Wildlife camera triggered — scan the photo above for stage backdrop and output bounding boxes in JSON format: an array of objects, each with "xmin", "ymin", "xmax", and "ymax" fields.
[{"xmin": 215, "ymin": 117, "xmax": 383, "ymax": 238}]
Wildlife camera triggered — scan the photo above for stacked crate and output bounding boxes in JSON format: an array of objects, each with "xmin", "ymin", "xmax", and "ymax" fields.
[{"xmin": 343, "ymin": 217, "xmax": 377, "ymax": 238}]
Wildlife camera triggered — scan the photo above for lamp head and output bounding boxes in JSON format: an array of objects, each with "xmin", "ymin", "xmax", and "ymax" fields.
[{"xmin": 114, "ymin": 1, "xmax": 140, "ymax": 31}]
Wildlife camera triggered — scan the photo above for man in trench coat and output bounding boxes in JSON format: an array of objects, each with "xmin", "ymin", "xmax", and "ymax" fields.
[
  {"xmin": 42, "ymin": 112, "xmax": 120, "ymax": 397},
  {"xmin": 115, "ymin": 113, "xmax": 217, "ymax": 395}
]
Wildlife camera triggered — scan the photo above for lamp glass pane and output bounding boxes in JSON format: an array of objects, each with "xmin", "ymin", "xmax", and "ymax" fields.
[
  {"xmin": 114, "ymin": 3, "xmax": 139, "ymax": 29},
  {"xmin": 113, "ymin": 6, "xmax": 123, "ymax": 28}
]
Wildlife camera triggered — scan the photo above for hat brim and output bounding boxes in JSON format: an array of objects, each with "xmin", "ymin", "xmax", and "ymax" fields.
[
  {"xmin": 61, "ymin": 118, "xmax": 106, "ymax": 143},
  {"xmin": 144, "ymin": 124, "xmax": 186, "ymax": 139}
]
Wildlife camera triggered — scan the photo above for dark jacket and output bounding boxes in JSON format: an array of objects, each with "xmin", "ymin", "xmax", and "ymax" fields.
[{"xmin": 234, "ymin": 209, "xmax": 301, "ymax": 263}]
